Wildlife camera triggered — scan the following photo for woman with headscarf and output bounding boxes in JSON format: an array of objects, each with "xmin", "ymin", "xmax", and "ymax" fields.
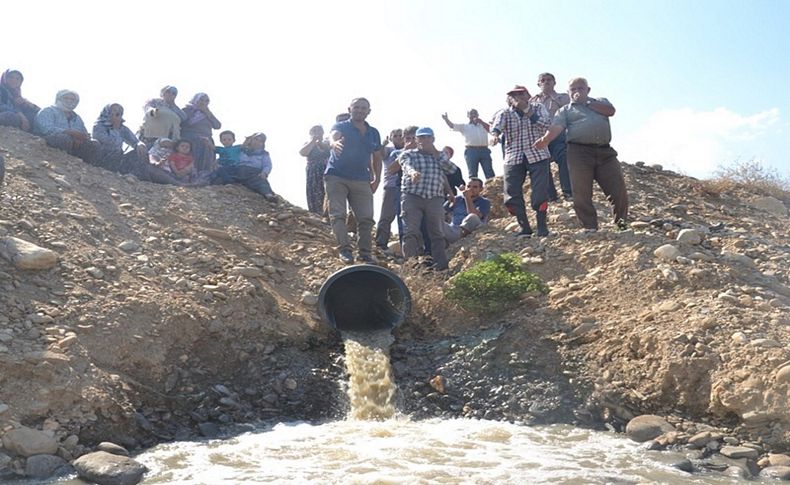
[
  {"xmin": 139, "ymin": 85, "xmax": 187, "ymax": 146},
  {"xmin": 298, "ymin": 124, "xmax": 330, "ymax": 214},
  {"xmin": 91, "ymin": 103, "xmax": 185, "ymax": 185},
  {"xmin": 33, "ymin": 90, "xmax": 100, "ymax": 164},
  {"xmin": 180, "ymin": 93, "xmax": 221, "ymax": 175},
  {"xmin": 0, "ymin": 69, "xmax": 40, "ymax": 131}
]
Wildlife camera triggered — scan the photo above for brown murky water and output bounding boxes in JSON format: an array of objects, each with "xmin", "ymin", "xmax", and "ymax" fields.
[{"xmin": 341, "ymin": 329, "xmax": 397, "ymax": 421}]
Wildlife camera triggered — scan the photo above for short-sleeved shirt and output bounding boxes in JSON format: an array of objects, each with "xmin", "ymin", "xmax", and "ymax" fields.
[
  {"xmin": 552, "ymin": 98, "xmax": 614, "ymax": 145},
  {"xmin": 451, "ymin": 123, "xmax": 488, "ymax": 146},
  {"xmin": 382, "ymin": 147, "xmax": 402, "ymax": 189},
  {"xmin": 530, "ymin": 92, "xmax": 570, "ymax": 117},
  {"xmin": 445, "ymin": 195, "xmax": 491, "ymax": 226},
  {"xmin": 325, "ymin": 120, "xmax": 381, "ymax": 181},
  {"xmin": 490, "ymin": 103, "xmax": 551, "ymax": 165},
  {"xmin": 216, "ymin": 145, "xmax": 242, "ymax": 167}
]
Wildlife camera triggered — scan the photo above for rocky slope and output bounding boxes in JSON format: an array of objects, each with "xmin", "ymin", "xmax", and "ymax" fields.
[{"xmin": 1, "ymin": 125, "xmax": 789, "ymax": 480}]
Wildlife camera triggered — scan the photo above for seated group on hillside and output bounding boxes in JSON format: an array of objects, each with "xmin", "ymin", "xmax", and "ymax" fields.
[{"xmin": 0, "ymin": 70, "xmax": 276, "ymax": 201}]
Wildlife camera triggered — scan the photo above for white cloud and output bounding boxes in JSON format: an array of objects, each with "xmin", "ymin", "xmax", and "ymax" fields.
[{"xmin": 618, "ymin": 107, "xmax": 780, "ymax": 178}]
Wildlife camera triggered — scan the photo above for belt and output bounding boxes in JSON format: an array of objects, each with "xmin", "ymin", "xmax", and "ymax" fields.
[
  {"xmin": 568, "ymin": 142, "xmax": 610, "ymax": 148},
  {"xmin": 465, "ymin": 145, "xmax": 489, "ymax": 148}
]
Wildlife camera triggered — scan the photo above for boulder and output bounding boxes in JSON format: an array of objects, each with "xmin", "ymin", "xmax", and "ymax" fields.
[
  {"xmin": 25, "ymin": 454, "xmax": 68, "ymax": 478},
  {"xmin": 759, "ymin": 466, "xmax": 790, "ymax": 480},
  {"xmin": 749, "ymin": 196, "xmax": 787, "ymax": 216},
  {"xmin": 676, "ymin": 228, "xmax": 703, "ymax": 245},
  {"xmin": 654, "ymin": 244, "xmax": 681, "ymax": 262},
  {"xmin": 96, "ymin": 442, "xmax": 130, "ymax": 456},
  {"xmin": 0, "ymin": 237, "xmax": 59, "ymax": 270},
  {"xmin": 73, "ymin": 451, "xmax": 147, "ymax": 485},
  {"xmin": 625, "ymin": 415, "xmax": 676, "ymax": 442},
  {"xmin": 1, "ymin": 426, "xmax": 59, "ymax": 457},
  {"xmin": 720, "ymin": 445, "xmax": 760, "ymax": 460}
]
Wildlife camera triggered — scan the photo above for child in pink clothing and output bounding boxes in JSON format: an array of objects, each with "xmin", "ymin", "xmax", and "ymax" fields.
[{"xmin": 167, "ymin": 139, "xmax": 195, "ymax": 181}]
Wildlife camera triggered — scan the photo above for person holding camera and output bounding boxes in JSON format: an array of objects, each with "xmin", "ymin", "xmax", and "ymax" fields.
[{"xmin": 299, "ymin": 124, "xmax": 331, "ymax": 215}]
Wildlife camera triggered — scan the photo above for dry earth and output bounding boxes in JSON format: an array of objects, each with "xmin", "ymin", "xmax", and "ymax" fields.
[{"xmin": 1, "ymin": 126, "xmax": 789, "ymax": 478}]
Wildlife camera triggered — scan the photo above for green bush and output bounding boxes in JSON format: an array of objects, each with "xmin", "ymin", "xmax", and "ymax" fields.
[{"xmin": 445, "ymin": 253, "xmax": 547, "ymax": 313}]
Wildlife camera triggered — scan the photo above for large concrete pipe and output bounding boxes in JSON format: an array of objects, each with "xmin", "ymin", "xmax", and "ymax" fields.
[{"xmin": 318, "ymin": 264, "xmax": 411, "ymax": 332}]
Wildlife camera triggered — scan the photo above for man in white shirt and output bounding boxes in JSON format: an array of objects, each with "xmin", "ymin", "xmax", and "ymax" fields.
[{"xmin": 441, "ymin": 109, "xmax": 494, "ymax": 179}]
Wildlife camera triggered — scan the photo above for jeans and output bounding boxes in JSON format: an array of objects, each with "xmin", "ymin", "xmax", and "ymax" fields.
[
  {"xmin": 503, "ymin": 158, "xmax": 551, "ymax": 220},
  {"xmin": 375, "ymin": 186, "xmax": 402, "ymax": 249},
  {"xmin": 325, "ymin": 175, "xmax": 374, "ymax": 256},
  {"xmin": 211, "ymin": 165, "xmax": 274, "ymax": 196},
  {"xmin": 463, "ymin": 146, "xmax": 494, "ymax": 179},
  {"xmin": 547, "ymin": 132, "xmax": 572, "ymax": 199}
]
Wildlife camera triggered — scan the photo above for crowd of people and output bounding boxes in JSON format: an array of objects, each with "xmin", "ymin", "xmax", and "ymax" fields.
[
  {"xmin": 0, "ymin": 71, "xmax": 277, "ymax": 200},
  {"xmin": 1, "ymin": 67, "xmax": 629, "ymax": 272}
]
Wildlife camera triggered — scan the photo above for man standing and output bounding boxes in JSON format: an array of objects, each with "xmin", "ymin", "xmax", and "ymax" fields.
[
  {"xmin": 399, "ymin": 127, "xmax": 458, "ymax": 270},
  {"xmin": 534, "ymin": 77, "xmax": 628, "ymax": 231},
  {"xmin": 442, "ymin": 177, "xmax": 491, "ymax": 244},
  {"xmin": 326, "ymin": 97, "xmax": 383, "ymax": 263},
  {"xmin": 490, "ymin": 85, "xmax": 552, "ymax": 237},
  {"xmin": 375, "ymin": 128, "xmax": 406, "ymax": 252},
  {"xmin": 531, "ymin": 72, "xmax": 572, "ymax": 201},
  {"xmin": 441, "ymin": 109, "xmax": 494, "ymax": 179}
]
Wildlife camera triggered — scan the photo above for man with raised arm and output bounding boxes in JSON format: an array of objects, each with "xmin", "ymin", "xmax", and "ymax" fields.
[
  {"xmin": 534, "ymin": 77, "xmax": 628, "ymax": 232},
  {"xmin": 326, "ymin": 97, "xmax": 383, "ymax": 264},
  {"xmin": 441, "ymin": 109, "xmax": 494, "ymax": 179}
]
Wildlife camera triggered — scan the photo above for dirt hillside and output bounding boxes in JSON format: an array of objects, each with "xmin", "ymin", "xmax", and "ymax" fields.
[{"xmin": 1, "ymin": 125, "xmax": 789, "ymax": 469}]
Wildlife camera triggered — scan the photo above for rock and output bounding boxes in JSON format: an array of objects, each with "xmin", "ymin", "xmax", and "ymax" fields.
[
  {"xmin": 96, "ymin": 442, "xmax": 129, "ymax": 456},
  {"xmin": 284, "ymin": 378, "xmax": 298, "ymax": 390},
  {"xmin": 672, "ymin": 459, "xmax": 694, "ymax": 473},
  {"xmin": 86, "ymin": 267, "xmax": 105, "ymax": 279},
  {"xmin": 429, "ymin": 375, "xmax": 447, "ymax": 394},
  {"xmin": 676, "ymin": 229, "xmax": 703, "ymax": 245},
  {"xmin": 688, "ymin": 431, "xmax": 715, "ymax": 448},
  {"xmin": 0, "ymin": 403, "xmax": 8, "ymax": 414},
  {"xmin": 654, "ymin": 244, "xmax": 681, "ymax": 262},
  {"xmin": 650, "ymin": 163, "xmax": 663, "ymax": 171},
  {"xmin": 117, "ymin": 241, "xmax": 139, "ymax": 252},
  {"xmin": 759, "ymin": 466, "xmax": 790, "ymax": 480},
  {"xmin": 300, "ymin": 292, "xmax": 318, "ymax": 306},
  {"xmin": 25, "ymin": 454, "xmax": 68, "ymax": 478},
  {"xmin": 720, "ymin": 445, "xmax": 759, "ymax": 459},
  {"xmin": 722, "ymin": 251, "xmax": 755, "ymax": 267},
  {"xmin": 198, "ymin": 422, "xmax": 220, "ymax": 438},
  {"xmin": 768, "ymin": 454, "xmax": 790, "ymax": 467},
  {"xmin": 570, "ymin": 321, "xmax": 596, "ymax": 337},
  {"xmin": 625, "ymin": 415, "xmax": 675, "ymax": 442},
  {"xmin": 1, "ymin": 426, "xmax": 59, "ymax": 457},
  {"xmin": 0, "ymin": 237, "xmax": 59, "ymax": 270},
  {"xmin": 231, "ymin": 266, "xmax": 263, "ymax": 278},
  {"xmin": 751, "ymin": 338, "xmax": 781, "ymax": 348},
  {"xmin": 73, "ymin": 451, "xmax": 148, "ymax": 485},
  {"xmin": 749, "ymin": 196, "xmax": 787, "ymax": 216}
]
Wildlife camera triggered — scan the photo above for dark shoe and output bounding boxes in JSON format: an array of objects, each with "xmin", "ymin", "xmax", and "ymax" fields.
[
  {"xmin": 338, "ymin": 249, "xmax": 354, "ymax": 264},
  {"xmin": 616, "ymin": 219, "xmax": 628, "ymax": 231},
  {"xmin": 356, "ymin": 254, "xmax": 377, "ymax": 264},
  {"xmin": 517, "ymin": 227, "xmax": 533, "ymax": 238},
  {"xmin": 536, "ymin": 211, "xmax": 549, "ymax": 237},
  {"xmin": 563, "ymin": 192, "xmax": 573, "ymax": 201}
]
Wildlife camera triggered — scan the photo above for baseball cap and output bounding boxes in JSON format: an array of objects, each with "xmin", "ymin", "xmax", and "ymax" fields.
[
  {"xmin": 415, "ymin": 127, "xmax": 434, "ymax": 137},
  {"xmin": 507, "ymin": 85, "xmax": 530, "ymax": 95}
]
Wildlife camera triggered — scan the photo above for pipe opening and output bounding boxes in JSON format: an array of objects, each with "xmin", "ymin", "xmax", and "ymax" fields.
[{"xmin": 319, "ymin": 265, "xmax": 411, "ymax": 332}]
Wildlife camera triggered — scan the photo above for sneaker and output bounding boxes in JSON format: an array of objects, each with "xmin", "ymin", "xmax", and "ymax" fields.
[
  {"xmin": 517, "ymin": 227, "xmax": 533, "ymax": 238},
  {"xmin": 356, "ymin": 254, "xmax": 377, "ymax": 264},
  {"xmin": 338, "ymin": 249, "xmax": 354, "ymax": 264}
]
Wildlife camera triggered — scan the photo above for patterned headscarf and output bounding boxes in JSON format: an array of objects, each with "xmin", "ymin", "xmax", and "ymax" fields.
[
  {"xmin": 55, "ymin": 90, "xmax": 80, "ymax": 111},
  {"xmin": 242, "ymin": 132, "xmax": 267, "ymax": 153},
  {"xmin": 96, "ymin": 103, "xmax": 125, "ymax": 127},
  {"xmin": 160, "ymin": 85, "xmax": 178, "ymax": 97},
  {"xmin": 184, "ymin": 93, "xmax": 209, "ymax": 124},
  {"xmin": 0, "ymin": 69, "xmax": 23, "ymax": 98}
]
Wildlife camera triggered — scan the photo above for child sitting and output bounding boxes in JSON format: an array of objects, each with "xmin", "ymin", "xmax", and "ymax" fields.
[
  {"xmin": 209, "ymin": 132, "xmax": 277, "ymax": 201},
  {"xmin": 168, "ymin": 139, "xmax": 196, "ymax": 181},
  {"xmin": 215, "ymin": 130, "xmax": 242, "ymax": 167},
  {"xmin": 148, "ymin": 137, "xmax": 174, "ymax": 168}
]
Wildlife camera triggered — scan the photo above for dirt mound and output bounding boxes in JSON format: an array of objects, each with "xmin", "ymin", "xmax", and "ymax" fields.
[{"xmin": 1, "ymin": 124, "xmax": 789, "ymax": 463}]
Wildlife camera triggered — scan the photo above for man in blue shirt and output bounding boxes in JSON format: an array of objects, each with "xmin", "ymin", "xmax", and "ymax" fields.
[
  {"xmin": 442, "ymin": 177, "xmax": 490, "ymax": 244},
  {"xmin": 326, "ymin": 97, "xmax": 383, "ymax": 264}
]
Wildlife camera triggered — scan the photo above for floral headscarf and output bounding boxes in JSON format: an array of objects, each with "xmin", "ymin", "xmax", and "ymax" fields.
[
  {"xmin": 96, "ymin": 103, "xmax": 125, "ymax": 127},
  {"xmin": 184, "ymin": 93, "xmax": 210, "ymax": 124}
]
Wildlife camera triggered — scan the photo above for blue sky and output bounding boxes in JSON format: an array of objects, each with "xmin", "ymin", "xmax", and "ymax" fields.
[{"xmin": 5, "ymin": 0, "xmax": 788, "ymax": 211}]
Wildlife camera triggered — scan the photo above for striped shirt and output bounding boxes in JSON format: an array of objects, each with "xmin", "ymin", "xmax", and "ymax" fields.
[
  {"xmin": 490, "ymin": 103, "xmax": 551, "ymax": 165},
  {"xmin": 399, "ymin": 149, "xmax": 455, "ymax": 199}
]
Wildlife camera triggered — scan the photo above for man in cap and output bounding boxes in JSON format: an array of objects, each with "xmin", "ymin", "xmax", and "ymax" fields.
[
  {"xmin": 441, "ymin": 109, "xmax": 494, "ymax": 179},
  {"xmin": 326, "ymin": 97, "xmax": 383, "ymax": 264},
  {"xmin": 534, "ymin": 77, "xmax": 628, "ymax": 231},
  {"xmin": 398, "ymin": 127, "xmax": 458, "ymax": 270},
  {"xmin": 531, "ymin": 72, "xmax": 572, "ymax": 201},
  {"xmin": 490, "ymin": 85, "xmax": 552, "ymax": 237}
]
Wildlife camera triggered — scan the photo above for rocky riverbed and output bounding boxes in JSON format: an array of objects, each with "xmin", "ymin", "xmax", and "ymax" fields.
[{"xmin": 1, "ymin": 126, "xmax": 789, "ymax": 482}]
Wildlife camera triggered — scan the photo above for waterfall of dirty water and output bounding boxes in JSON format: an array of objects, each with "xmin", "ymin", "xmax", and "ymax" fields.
[{"xmin": 341, "ymin": 329, "xmax": 397, "ymax": 421}]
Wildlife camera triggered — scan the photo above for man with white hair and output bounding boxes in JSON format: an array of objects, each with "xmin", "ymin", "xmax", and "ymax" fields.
[{"xmin": 534, "ymin": 77, "xmax": 628, "ymax": 231}]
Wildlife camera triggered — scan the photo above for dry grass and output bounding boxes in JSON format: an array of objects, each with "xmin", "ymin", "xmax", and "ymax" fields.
[{"xmin": 701, "ymin": 159, "xmax": 790, "ymax": 202}]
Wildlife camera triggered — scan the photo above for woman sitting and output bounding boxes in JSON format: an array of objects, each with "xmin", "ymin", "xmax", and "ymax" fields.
[
  {"xmin": 0, "ymin": 69, "xmax": 40, "ymax": 131},
  {"xmin": 33, "ymin": 90, "xmax": 100, "ymax": 164},
  {"xmin": 92, "ymin": 103, "xmax": 183, "ymax": 185},
  {"xmin": 209, "ymin": 132, "xmax": 276, "ymax": 201},
  {"xmin": 139, "ymin": 85, "xmax": 186, "ymax": 146},
  {"xmin": 180, "ymin": 93, "xmax": 221, "ymax": 175}
]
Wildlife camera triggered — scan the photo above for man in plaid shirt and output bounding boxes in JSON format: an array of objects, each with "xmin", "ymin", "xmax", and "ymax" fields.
[
  {"xmin": 490, "ymin": 85, "xmax": 553, "ymax": 237},
  {"xmin": 399, "ymin": 127, "xmax": 457, "ymax": 270}
]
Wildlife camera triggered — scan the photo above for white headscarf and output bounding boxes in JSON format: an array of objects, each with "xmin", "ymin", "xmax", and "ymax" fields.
[{"xmin": 55, "ymin": 89, "xmax": 80, "ymax": 111}]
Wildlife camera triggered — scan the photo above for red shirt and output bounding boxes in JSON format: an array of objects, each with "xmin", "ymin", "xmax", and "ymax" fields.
[{"xmin": 168, "ymin": 152, "xmax": 193, "ymax": 171}]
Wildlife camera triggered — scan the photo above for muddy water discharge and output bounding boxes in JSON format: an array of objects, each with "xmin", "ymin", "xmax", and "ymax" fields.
[{"xmin": 341, "ymin": 330, "xmax": 397, "ymax": 421}]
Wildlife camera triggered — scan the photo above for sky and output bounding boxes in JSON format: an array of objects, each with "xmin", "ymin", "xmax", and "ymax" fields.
[{"xmin": 5, "ymin": 0, "xmax": 789, "ymax": 213}]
